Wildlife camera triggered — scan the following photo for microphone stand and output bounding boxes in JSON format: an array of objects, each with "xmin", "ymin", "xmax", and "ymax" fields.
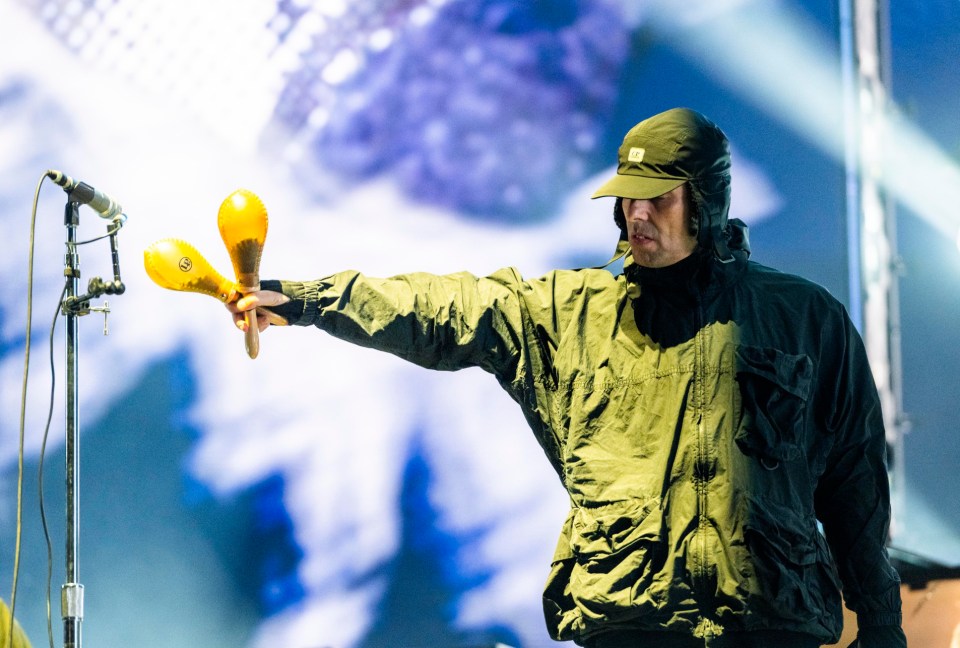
[{"xmin": 59, "ymin": 198, "xmax": 126, "ymax": 648}]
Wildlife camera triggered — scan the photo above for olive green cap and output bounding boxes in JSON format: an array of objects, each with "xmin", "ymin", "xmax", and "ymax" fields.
[{"xmin": 592, "ymin": 107, "xmax": 731, "ymax": 200}]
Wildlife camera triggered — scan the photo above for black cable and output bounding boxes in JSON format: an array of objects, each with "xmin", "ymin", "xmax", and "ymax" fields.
[
  {"xmin": 39, "ymin": 283, "xmax": 67, "ymax": 648},
  {"xmin": 73, "ymin": 219, "xmax": 123, "ymax": 247},
  {"xmin": 8, "ymin": 171, "xmax": 47, "ymax": 648}
]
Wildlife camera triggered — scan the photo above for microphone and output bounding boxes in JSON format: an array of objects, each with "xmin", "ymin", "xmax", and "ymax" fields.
[{"xmin": 47, "ymin": 169, "xmax": 124, "ymax": 220}]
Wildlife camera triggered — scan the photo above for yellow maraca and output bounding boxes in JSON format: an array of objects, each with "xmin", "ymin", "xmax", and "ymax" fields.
[
  {"xmin": 144, "ymin": 237, "xmax": 286, "ymax": 357},
  {"xmin": 144, "ymin": 238, "xmax": 236, "ymax": 302},
  {"xmin": 217, "ymin": 189, "xmax": 268, "ymax": 359}
]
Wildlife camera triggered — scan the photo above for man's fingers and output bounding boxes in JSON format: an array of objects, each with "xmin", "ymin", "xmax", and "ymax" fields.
[
  {"xmin": 232, "ymin": 301, "xmax": 288, "ymax": 333},
  {"xmin": 235, "ymin": 290, "xmax": 290, "ymax": 312},
  {"xmin": 256, "ymin": 290, "xmax": 291, "ymax": 307},
  {"xmin": 229, "ymin": 289, "xmax": 290, "ymax": 335},
  {"xmin": 233, "ymin": 312, "xmax": 268, "ymax": 333},
  {"xmin": 258, "ymin": 308, "xmax": 289, "ymax": 327}
]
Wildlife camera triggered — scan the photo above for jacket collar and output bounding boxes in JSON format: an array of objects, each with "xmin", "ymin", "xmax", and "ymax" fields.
[{"xmin": 624, "ymin": 247, "xmax": 747, "ymax": 300}]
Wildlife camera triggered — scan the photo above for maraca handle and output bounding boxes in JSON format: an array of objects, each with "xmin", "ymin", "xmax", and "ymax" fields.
[
  {"xmin": 244, "ymin": 309, "xmax": 260, "ymax": 359},
  {"xmin": 237, "ymin": 279, "xmax": 261, "ymax": 359}
]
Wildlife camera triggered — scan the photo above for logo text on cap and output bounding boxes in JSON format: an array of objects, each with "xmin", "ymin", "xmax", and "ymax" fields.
[{"xmin": 628, "ymin": 147, "xmax": 646, "ymax": 163}]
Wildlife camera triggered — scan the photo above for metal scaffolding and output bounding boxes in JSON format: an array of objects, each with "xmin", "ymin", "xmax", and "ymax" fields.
[{"xmin": 839, "ymin": 0, "xmax": 907, "ymax": 538}]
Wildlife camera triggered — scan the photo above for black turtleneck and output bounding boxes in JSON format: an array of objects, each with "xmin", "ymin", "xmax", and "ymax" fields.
[
  {"xmin": 625, "ymin": 248, "xmax": 745, "ymax": 348},
  {"xmin": 627, "ymin": 249, "xmax": 708, "ymax": 298}
]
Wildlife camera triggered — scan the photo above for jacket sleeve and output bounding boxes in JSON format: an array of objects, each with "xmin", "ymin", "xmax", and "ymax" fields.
[
  {"xmin": 269, "ymin": 268, "xmax": 562, "ymax": 386},
  {"xmin": 813, "ymin": 305, "xmax": 905, "ymax": 646}
]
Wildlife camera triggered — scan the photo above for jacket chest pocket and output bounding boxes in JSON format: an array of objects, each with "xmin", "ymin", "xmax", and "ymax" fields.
[{"xmin": 733, "ymin": 345, "xmax": 814, "ymax": 467}]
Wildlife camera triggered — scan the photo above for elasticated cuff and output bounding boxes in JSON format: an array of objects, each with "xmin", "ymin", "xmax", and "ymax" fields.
[
  {"xmin": 854, "ymin": 623, "xmax": 907, "ymax": 648},
  {"xmin": 259, "ymin": 279, "xmax": 307, "ymax": 325},
  {"xmin": 856, "ymin": 611, "xmax": 903, "ymax": 628}
]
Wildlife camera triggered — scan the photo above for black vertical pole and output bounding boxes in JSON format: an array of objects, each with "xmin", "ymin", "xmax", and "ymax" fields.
[{"xmin": 62, "ymin": 200, "xmax": 84, "ymax": 648}]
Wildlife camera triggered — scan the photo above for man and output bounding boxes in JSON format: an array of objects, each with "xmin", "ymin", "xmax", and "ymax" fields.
[{"xmin": 230, "ymin": 108, "xmax": 906, "ymax": 647}]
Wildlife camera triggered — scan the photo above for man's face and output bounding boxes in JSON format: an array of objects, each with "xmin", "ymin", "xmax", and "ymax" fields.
[{"xmin": 623, "ymin": 184, "xmax": 698, "ymax": 268}]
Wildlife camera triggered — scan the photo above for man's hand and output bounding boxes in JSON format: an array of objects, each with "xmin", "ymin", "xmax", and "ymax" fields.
[{"xmin": 226, "ymin": 288, "xmax": 291, "ymax": 333}]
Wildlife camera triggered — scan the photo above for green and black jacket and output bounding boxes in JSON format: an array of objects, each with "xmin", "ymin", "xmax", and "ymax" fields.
[{"xmin": 272, "ymin": 243, "xmax": 902, "ymax": 645}]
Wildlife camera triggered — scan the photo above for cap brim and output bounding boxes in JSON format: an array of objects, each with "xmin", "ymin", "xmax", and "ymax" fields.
[{"xmin": 591, "ymin": 173, "xmax": 685, "ymax": 200}]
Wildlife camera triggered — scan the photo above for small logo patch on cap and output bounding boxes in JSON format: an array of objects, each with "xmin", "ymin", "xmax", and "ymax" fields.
[{"xmin": 627, "ymin": 147, "xmax": 646, "ymax": 163}]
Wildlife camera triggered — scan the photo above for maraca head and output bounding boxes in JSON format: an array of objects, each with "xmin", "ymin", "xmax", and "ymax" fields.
[
  {"xmin": 218, "ymin": 189, "xmax": 268, "ymax": 291},
  {"xmin": 144, "ymin": 238, "xmax": 236, "ymax": 302}
]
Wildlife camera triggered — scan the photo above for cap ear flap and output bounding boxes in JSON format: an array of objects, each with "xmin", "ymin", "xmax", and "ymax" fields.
[
  {"xmin": 686, "ymin": 181, "xmax": 708, "ymax": 247},
  {"xmin": 614, "ymin": 197, "xmax": 627, "ymax": 239},
  {"xmin": 689, "ymin": 175, "xmax": 735, "ymax": 262},
  {"xmin": 689, "ymin": 177, "xmax": 729, "ymax": 237}
]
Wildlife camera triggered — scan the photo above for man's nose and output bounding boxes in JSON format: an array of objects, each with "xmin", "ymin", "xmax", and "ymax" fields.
[{"xmin": 625, "ymin": 199, "xmax": 652, "ymax": 221}]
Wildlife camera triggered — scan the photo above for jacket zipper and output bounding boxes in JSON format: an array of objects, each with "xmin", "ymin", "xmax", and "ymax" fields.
[{"xmin": 694, "ymin": 292, "xmax": 709, "ymax": 610}]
